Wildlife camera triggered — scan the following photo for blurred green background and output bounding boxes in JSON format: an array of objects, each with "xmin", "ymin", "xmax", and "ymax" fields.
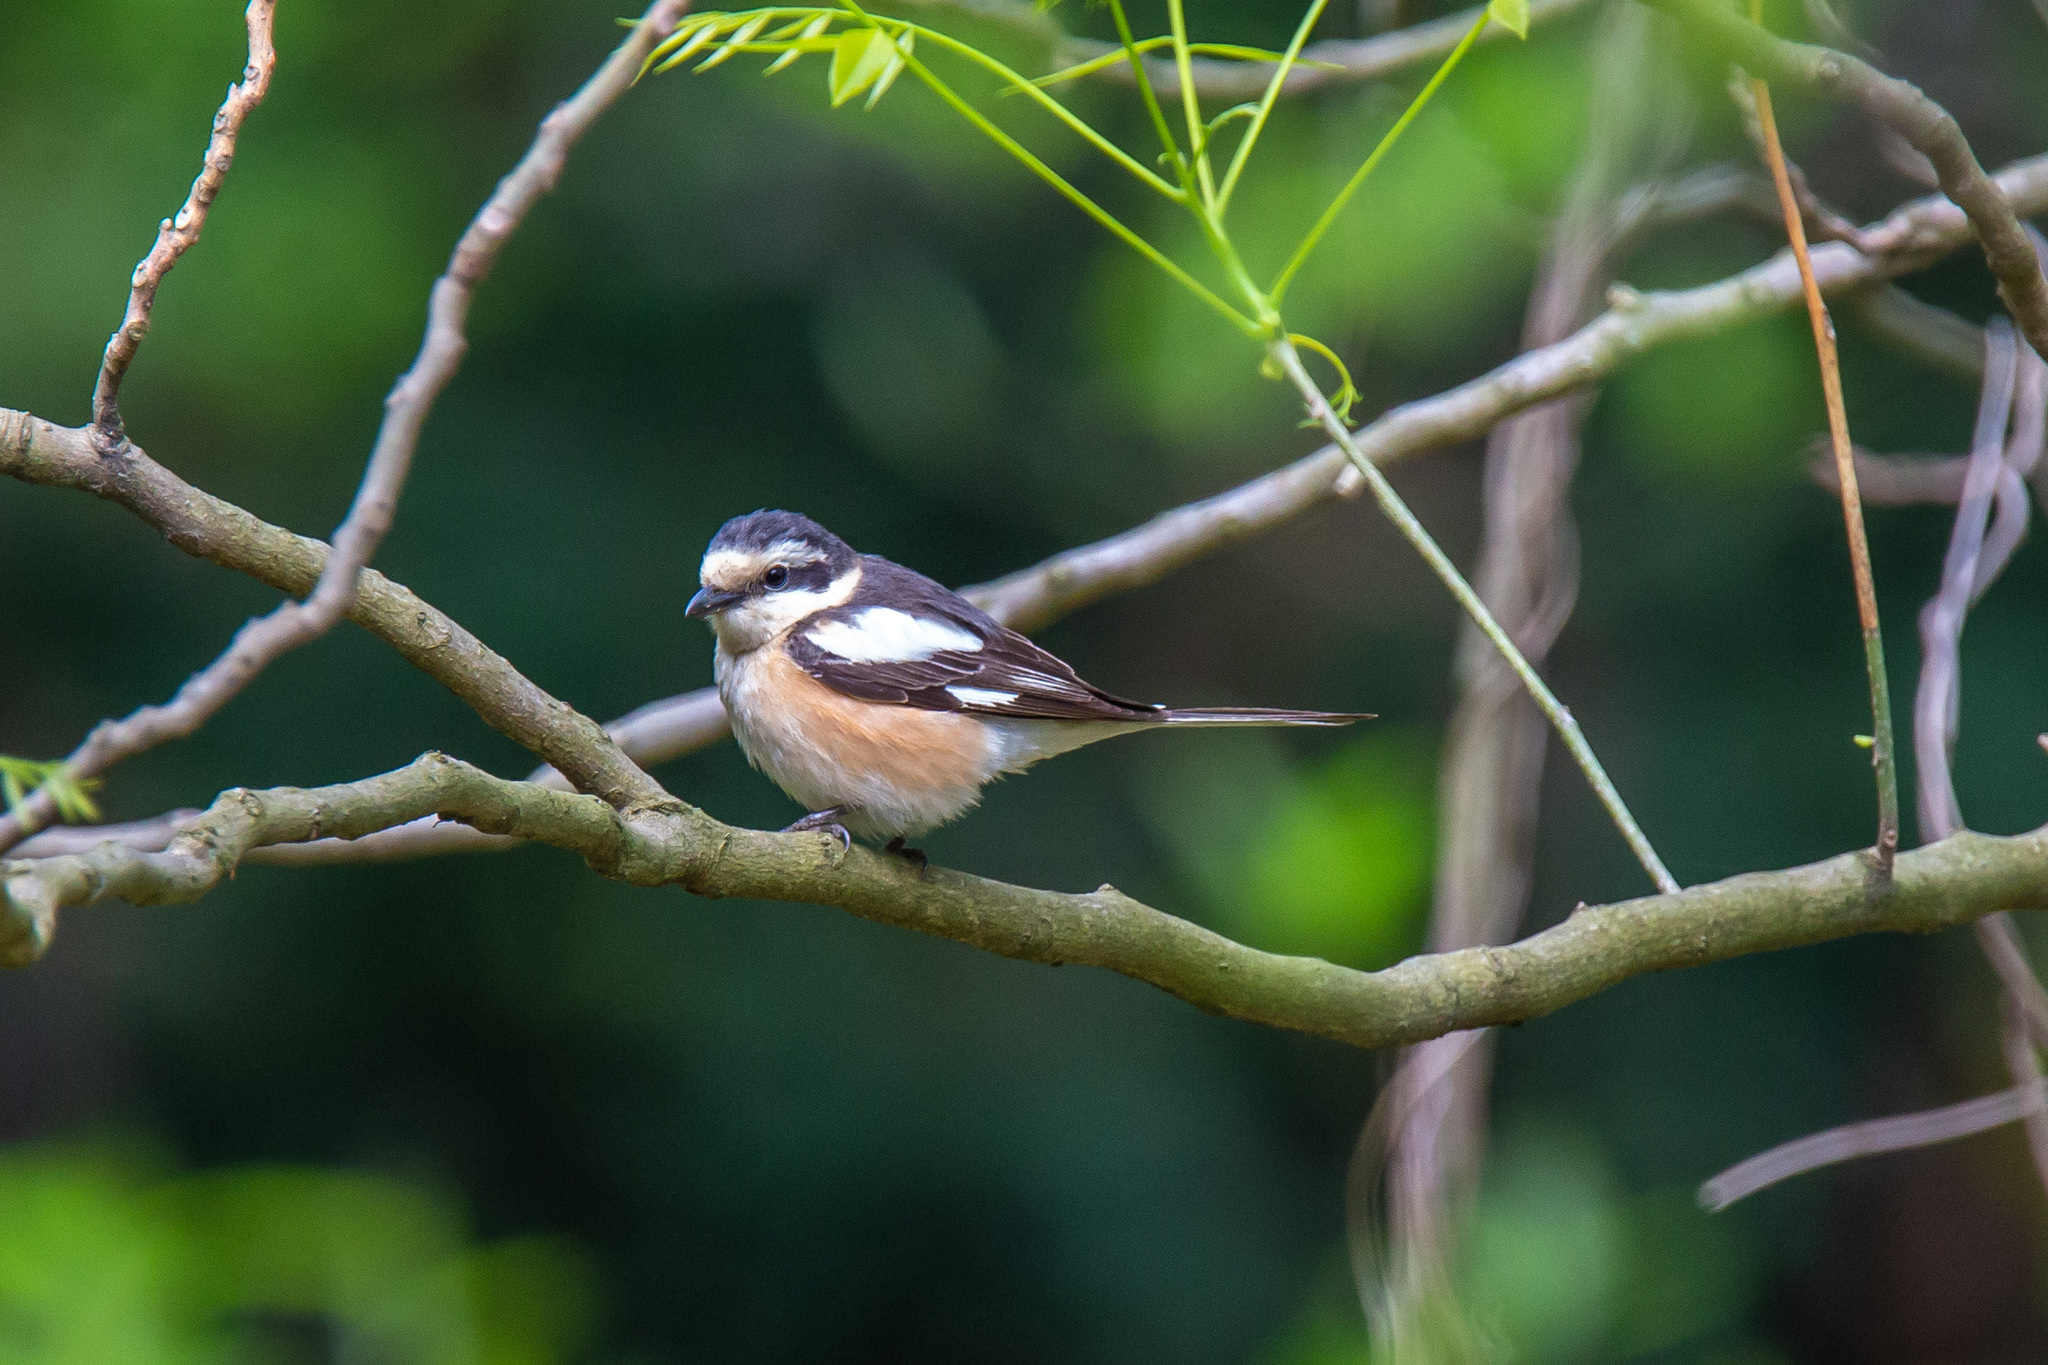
[{"xmin": 6, "ymin": 0, "xmax": 2048, "ymax": 1359}]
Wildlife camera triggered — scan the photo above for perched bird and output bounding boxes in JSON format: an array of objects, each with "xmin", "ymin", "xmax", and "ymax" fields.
[{"xmin": 687, "ymin": 510, "xmax": 1369, "ymax": 855}]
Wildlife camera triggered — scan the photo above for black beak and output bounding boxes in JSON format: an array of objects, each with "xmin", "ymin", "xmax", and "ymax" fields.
[{"xmin": 686, "ymin": 586, "xmax": 743, "ymax": 619}]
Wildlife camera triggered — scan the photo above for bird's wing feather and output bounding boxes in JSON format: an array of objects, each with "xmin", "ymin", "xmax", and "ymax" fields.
[{"xmin": 788, "ymin": 603, "xmax": 1162, "ymax": 723}]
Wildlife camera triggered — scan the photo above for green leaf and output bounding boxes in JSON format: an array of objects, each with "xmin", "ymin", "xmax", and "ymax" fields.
[
  {"xmin": 864, "ymin": 29, "xmax": 910, "ymax": 109},
  {"xmin": 1488, "ymin": 0, "xmax": 1530, "ymax": 38},
  {"xmin": 651, "ymin": 18, "xmax": 726, "ymax": 73},
  {"xmin": 828, "ymin": 27, "xmax": 899, "ymax": 108},
  {"xmin": 695, "ymin": 12, "xmax": 771, "ymax": 71}
]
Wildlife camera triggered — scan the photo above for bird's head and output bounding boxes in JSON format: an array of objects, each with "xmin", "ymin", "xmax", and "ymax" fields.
[{"xmin": 688, "ymin": 509, "xmax": 861, "ymax": 654}]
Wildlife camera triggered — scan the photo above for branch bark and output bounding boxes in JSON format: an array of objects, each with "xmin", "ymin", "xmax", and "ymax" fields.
[
  {"xmin": 7, "ymin": 753, "xmax": 2048, "ymax": 1053},
  {"xmin": 0, "ymin": 0, "xmax": 691, "ymax": 855},
  {"xmin": 13, "ymin": 152, "xmax": 2048, "ymax": 862},
  {"xmin": 1063, "ymin": 0, "xmax": 1596, "ymax": 98},
  {"xmin": 91, "ymin": 0, "xmax": 277, "ymax": 442},
  {"xmin": 1640, "ymin": 0, "xmax": 2048, "ymax": 362}
]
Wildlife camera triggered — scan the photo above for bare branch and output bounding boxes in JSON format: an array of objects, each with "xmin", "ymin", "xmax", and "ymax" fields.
[
  {"xmin": 0, "ymin": 2, "xmax": 690, "ymax": 854},
  {"xmin": 1816, "ymin": 449, "xmax": 1969, "ymax": 505},
  {"xmin": 1642, "ymin": 0, "xmax": 2048, "ymax": 363},
  {"xmin": 8, "ymin": 754, "xmax": 2048, "ymax": 1050},
  {"xmin": 91, "ymin": 0, "xmax": 277, "ymax": 443},
  {"xmin": 1728, "ymin": 73, "xmax": 1879, "ymax": 253},
  {"xmin": 1380, "ymin": 7, "xmax": 1665, "ymax": 1347},
  {"xmin": 1916, "ymin": 318, "xmax": 2019, "ymax": 842},
  {"xmin": 16, "ymin": 153, "xmax": 2048, "ymax": 864},
  {"xmin": 2002, "ymin": 992, "xmax": 2048, "ymax": 1190},
  {"xmin": 1747, "ymin": 49, "xmax": 1900, "ymax": 871},
  {"xmin": 0, "ymin": 412, "xmax": 666, "ymax": 814},
  {"xmin": 1062, "ymin": 0, "xmax": 1596, "ymax": 99},
  {"xmin": 1848, "ymin": 286, "xmax": 1987, "ymax": 382},
  {"xmin": 1699, "ymin": 1077, "xmax": 2048, "ymax": 1211}
]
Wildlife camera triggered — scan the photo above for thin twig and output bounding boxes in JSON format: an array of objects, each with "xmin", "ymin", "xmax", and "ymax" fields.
[
  {"xmin": 91, "ymin": 0, "xmax": 277, "ymax": 444},
  {"xmin": 1272, "ymin": 336, "xmax": 1679, "ymax": 894},
  {"xmin": 1728, "ymin": 74, "xmax": 1878, "ymax": 253},
  {"xmin": 18, "ymin": 153, "xmax": 2048, "ymax": 866},
  {"xmin": 0, "ymin": 1, "xmax": 691, "ymax": 855},
  {"xmin": 1749, "ymin": 57, "xmax": 1899, "ymax": 872},
  {"xmin": 2003, "ymin": 993, "xmax": 2048, "ymax": 1190},
  {"xmin": 1699, "ymin": 1078, "xmax": 2048, "ymax": 1211},
  {"xmin": 1847, "ymin": 286, "xmax": 1988, "ymax": 382},
  {"xmin": 1643, "ymin": 0, "xmax": 2048, "ymax": 363},
  {"xmin": 1071, "ymin": 0, "xmax": 1596, "ymax": 99},
  {"xmin": 1378, "ymin": 9, "xmax": 1666, "ymax": 1349},
  {"xmin": 1735, "ymin": 276, "xmax": 2048, "ymax": 1212},
  {"xmin": 1915, "ymin": 318, "xmax": 2017, "ymax": 843}
]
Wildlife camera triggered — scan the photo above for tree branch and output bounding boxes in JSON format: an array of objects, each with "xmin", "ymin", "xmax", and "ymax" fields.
[
  {"xmin": 91, "ymin": 0, "xmax": 277, "ymax": 443},
  {"xmin": 7, "ymin": 754, "xmax": 2048, "ymax": 1051},
  {"xmin": 0, "ymin": 412, "xmax": 666, "ymax": 814},
  {"xmin": 1065, "ymin": 0, "xmax": 1597, "ymax": 99},
  {"xmin": 14, "ymin": 153, "xmax": 2048, "ymax": 863},
  {"xmin": 1640, "ymin": 0, "xmax": 2048, "ymax": 362},
  {"xmin": 0, "ymin": 0, "xmax": 691, "ymax": 854},
  {"xmin": 1700, "ymin": 1076, "xmax": 2048, "ymax": 1211}
]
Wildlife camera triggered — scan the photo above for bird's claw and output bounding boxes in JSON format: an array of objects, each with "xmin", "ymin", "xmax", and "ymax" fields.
[
  {"xmin": 883, "ymin": 837, "xmax": 930, "ymax": 879},
  {"xmin": 782, "ymin": 809, "xmax": 853, "ymax": 861}
]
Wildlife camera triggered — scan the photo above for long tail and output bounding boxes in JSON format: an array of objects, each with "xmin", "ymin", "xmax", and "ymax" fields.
[{"xmin": 1158, "ymin": 707, "xmax": 1372, "ymax": 727}]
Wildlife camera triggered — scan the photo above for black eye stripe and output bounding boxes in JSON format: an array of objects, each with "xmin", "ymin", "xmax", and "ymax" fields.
[{"xmin": 782, "ymin": 562, "xmax": 835, "ymax": 593}]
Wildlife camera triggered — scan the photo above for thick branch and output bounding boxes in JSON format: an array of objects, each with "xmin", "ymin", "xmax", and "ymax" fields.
[
  {"xmin": 0, "ymin": 0, "xmax": 690, "ymax": 853},
  {"xmin": 7, "ymin": 755, "xmax": 2048, "ymax": 1052},
  {"xmin": 0, "ymin": 413, "xmax": 664, "ymax": 812},
  {"xmin": 14, "ymin": 154, "xmax": 2048, "ymax": 862},
  {"xmin": 1641, "ymin": 0, "xmax": 2048, "ymax": 362}
]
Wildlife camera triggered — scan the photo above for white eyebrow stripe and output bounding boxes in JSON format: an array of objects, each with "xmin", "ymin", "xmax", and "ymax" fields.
[
  {"xmin": 805, "ymin": 608, "xmax": 984, "ymax": 663},
  {"xmin": 761, "ymin": 539, "xmax": 828, "ymax": 567},
  {"xmin": 947, "ymin": 686, "xmax": 1020, "ymax": 707}
]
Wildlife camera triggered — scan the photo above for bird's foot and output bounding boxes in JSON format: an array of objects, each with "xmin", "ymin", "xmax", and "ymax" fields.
[
  {"xmin": 883, "ymin": 837, "xmax": 930, "ymax": 878},
  {"xmin": 782, "ymin": 808, "xmax": 852, "ymax": 858}
]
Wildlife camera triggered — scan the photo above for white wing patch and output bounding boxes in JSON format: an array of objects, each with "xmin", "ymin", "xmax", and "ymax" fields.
[
  {"xmin": 805, "ymin": 608, "xmax": 984, "ymax": 663},
  {"xmin": 946, "ymin": 685, "xmax": 1020, "ymax": 708}
]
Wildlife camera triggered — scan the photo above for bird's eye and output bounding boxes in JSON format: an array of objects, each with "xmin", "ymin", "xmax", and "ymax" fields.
[{"xmin": 763, "ymin": 565, "xmax": 789, "ymax": 590}]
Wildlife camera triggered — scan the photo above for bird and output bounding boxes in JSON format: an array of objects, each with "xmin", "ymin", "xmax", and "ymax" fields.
[{"xmin": 686, "ymin": 510, "xmax": 1370, "ymax": 858}]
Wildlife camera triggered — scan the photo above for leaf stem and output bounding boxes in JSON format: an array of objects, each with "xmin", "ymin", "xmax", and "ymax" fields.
[
  {"xmin": 1268, "ymin": 5, "xmax": 1489, "ymax": 306},
  {"xmin": 1217, "ymin": 0, "xmax": 1333, "ymax": 214},
  {"xmin": 1165, "ymin": 0, "xmax": 1217, "ymax": 209},
  {"xmin": 867, "ymin": 12, "xmax": 1185, "ymax": 200},
  {"xmin": 1269, "ymin": 336, "xmax": 1679, "ymax": 894},
  {"xmin": 853, "ymin": 13, "xmax": 1259, "ymax": 336},
  {"xmin": 1749, "ymin": 70, "xmax": 1898, "ymax": 873},
  {"xmin": 1103, "ymin": 0, "xmax": 1188, "ymax": 183}
]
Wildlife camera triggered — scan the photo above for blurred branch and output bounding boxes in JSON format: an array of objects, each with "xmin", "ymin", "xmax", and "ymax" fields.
[
  {"xmin": 1848, "ymin": 286, "xmax": 1987, "ymax": 381},
  {"xmin": 1727, "ymin": 74, "xmax": 1878, "ymax": 252},
  {"xmin": 0, "ymin": 0, "xmax": 691, "ymax": 855},
  {"xmin": 8, "ymin": 754, "xmax": 2048, "ymax": 1049},
  {"xmin": 14, "ymin": 150, "xmax": 2048, "ymax": 863},
  {"xmin": 1272, "ymin": 333, "xmax": 1679, "ymax": 893},
  {"xmin": 1746, "ymin": 32, "xmax": 1899, "ymax": 872},
  {"xmin": 91, "ymin": 0, "xmax": 276, "ymax": 444},
  {"xmin": 1042, "ymin": 0, "xmax": 1596, "ymax": 99},
  {"xmin": 1640, "ymin": 0, "xmax": 2048, "ymax": 363},
  {"xmin": 1729, "ymin": 269, "xmax": 2048, "ymax": 1210},
  {"xmin": 0, "ymin": 411, "xmax": 666, "ymax": 814},
  {"xmin": 1379, "ymin": 8, "xmax": 1663, "ymax": 1350},
  {"xmin": 1815, "ymin": 449, "xmax": 1970, "ymax": 505},
  {"xmin": 1699, "ymin": 1077, "xmax": 2048, "ymax": 1210}
]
